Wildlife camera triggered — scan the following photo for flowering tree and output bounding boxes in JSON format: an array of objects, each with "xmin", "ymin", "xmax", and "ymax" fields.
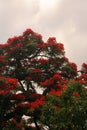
[{"xmin": 0, "ymin": 29, "xmax": 87, "ymax": 130}]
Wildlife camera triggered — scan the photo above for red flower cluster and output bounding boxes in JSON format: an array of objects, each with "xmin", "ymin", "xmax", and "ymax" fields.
[
  {"xmin": 47, "ymin": 37, "xmax": 64, "ymax": 52},
  {"xmin": 29, "ymin": 96, "xmax": 45, "ymax": 110},
  {"xmin": 82, "ymin": 63, "xmax": 87, "ymax": 69},
  {"xmin": 48, "ymin": 37, "xmax": 56, "ymax": 42},
  {"xmin": 61, "ymin": 79, "xmax": 69, "ymax": 85},
  {"xmin": 80, "ymin": 74, "xmax": 87, "ymax": 81},
  {"xmin": 82, "ymin": 63, "xmax": 87, "ymax": 72},
  {"xmin": 0, "ymin": 76, "xmax": 18, "ymax": 96},
  {"xmin": 40, "ymin": 78, "xmax": 54, "ymax": 87},
  {"xmin": 16, "ymin": 42, "xmax": 22, "ymax": 48},
  {"xmin": 54, "ymin": 105, "xmax": 60, "ymax": 109},
  {"xmin": 49, "ymin": 89, "xmax": 63, "ymax": 96},
  {"xmin": 53, "ymin": 73, "xmax": 62, "ymax": 80},
  {"xmin": 62, "ymin": 56, "xmax": 69, "ymax": 62},
  {"xmin": 77, "ymin": 79, "xmax": 86, "ymax": 85},
  {"xmin": 26, "ymin": 126, "xmax": 36, "ymax": 130},
  {"xmin": 7, "ymin": 36, "xmax": 19, "ymax": 44},
  {"xmin": 6, "ymin": 77, "xmax": 18, "ymax": 87},
  {"xmin": 38, "ymin": 58, "xmax": 49, "ymax": 64},
  {"xmin": 11, "ymin": 93, "xmax": 25, "ymax": 101},
  {"xmin": 23, "ymin": 29, "xmax": 34, "ymax": 36},
  {"xmin": 34, "ymin": 33, "xmax": 42, "ymax": 39},
  {"xmin": 77, "ymin": 74, "xmax": 87, "ymax": 85},
  {"xmin": 40, "ymin": 73, "xmax": 62, "ymax": 87},
  {"xmin": 0, "ymin": 56, "xmax": 6, "ymax": 63},
  {"xmin": 0, "ymin": 89, "xmax": 9, "ymax": 95},
  {"xmin": 25, "ymin": 76, "xmax": 32, "ymax": 81},
  {"xmin": 23, "ymin": 29, "xmax": 43, "ymax": 43},
  {"xmin": 29, "ymin": 93, "xmax": 41, "ymax": 100},
  {"xmin": 73, "ymin": 92, "xmax": 79, "ymax": 97},
  {"xmin": 68, "ymin": 62, "xmax": 77, "ymax": 71},
  {"xmin": 16, "ymin": 96, "xmax": 45, "ymax": 110},
  {"xmin": 58, "ymin": 85, "xmax": 67, "ymax": 90},
  {"xmin": 36, "ymin": 42, "xmax": 47, "ymax": 49},
  {"xmin": 0, "ymin": 44, "xmax": 6, "ymax": 48}
]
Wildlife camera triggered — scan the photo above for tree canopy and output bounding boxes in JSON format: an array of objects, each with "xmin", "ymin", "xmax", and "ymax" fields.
[{"xmin": 0, "ymin": 29, "xmax": 87, "ymax": 130}]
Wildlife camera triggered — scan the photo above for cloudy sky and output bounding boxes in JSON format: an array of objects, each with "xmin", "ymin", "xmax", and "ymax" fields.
[{"xmin": 0, "ymin": 0, "xmax": 87, "ymax": 69}]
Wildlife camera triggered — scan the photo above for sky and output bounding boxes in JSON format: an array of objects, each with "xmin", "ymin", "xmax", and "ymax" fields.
[{"xmin": 0, "ymin": 0, "xmax": 87, "ymax": 69}]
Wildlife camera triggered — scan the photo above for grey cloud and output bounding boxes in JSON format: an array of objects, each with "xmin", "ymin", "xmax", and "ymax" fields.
[
  {"xmin": 36, "ymin": 0, "xmax": 87, "ymax": 36},
  {"xmin": 0, "ymin": 0, "xmax": 40, "ymax": 43},
  {"xmin": 0, "ymin": 0, "xmax": 87, "ymax": 68}
]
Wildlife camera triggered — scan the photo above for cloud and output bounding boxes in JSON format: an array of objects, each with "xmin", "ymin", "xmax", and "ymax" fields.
[
  {"xmin": 0, "ymin": 0, "xmax": 40, "ymax": 42},
  {"xmin": 0, "ymin": 0, "xmax": 87, "ymax": 68}
]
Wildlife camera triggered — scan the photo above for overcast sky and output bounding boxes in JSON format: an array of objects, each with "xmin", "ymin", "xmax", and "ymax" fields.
[{"xmin": 0, "ymin": 0, "xmax": 87, "ymax": 69}]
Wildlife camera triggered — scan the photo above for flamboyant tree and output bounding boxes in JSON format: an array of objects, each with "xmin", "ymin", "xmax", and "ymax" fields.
[{"xmin": 0, "ymin": 29, "xmax": 87, "ymax": 130}]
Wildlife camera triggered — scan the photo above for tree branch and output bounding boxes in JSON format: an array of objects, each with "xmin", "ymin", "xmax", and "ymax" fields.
[{"xmin": 19, "ymin": 80, "xmax": 26, "ymax": 92}]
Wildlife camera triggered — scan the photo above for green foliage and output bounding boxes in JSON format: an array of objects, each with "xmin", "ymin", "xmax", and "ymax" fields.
[
  {"xmin": 2, "ymin": 122, "xmax": 19, "ymax": 130},
  {"xmin": 40, "ymin": 81, "xmax": 87, "ymax": 130}
]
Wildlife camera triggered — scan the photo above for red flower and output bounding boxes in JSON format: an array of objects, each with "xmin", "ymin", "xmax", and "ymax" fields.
[
  {"xmin": 25, "ymin": 76, "xmax": 32, "ymax": 81},
  {"xmin": 12, "ymin": 93, "xmax": 25, "ymax": 101},
  {"xmin": 49, "ymin": 89, "xmax": 63, "ymax": 96},
  {"xmin": 27, "ymin": 126, "xmax": 37, "ymax": 130},
  {"xmin": 82, "ymin": 63, "xmax": 87, "ymax": 71},
  {"xmin": 0, "ymin": 89, "xmax": 9, "ymax": 95},
  {"xmin": 40, "ymin": 78, "xmax": 54, "ymax": 87},
  {"xmin": 0, "ymin": 56, "xmax": 6, "ymax": 63},
  {"xmin": 16, "ymin": 43, "xmax": 22, "ymax": 48},
  {"xmin": 73, "ymin": 92, "xmax": 79, "ymax": 97},
  {"xmin": 47, "ymin": 37, "xmax": 64, "ymax": 51},
  {"xmin": 80, "ymin": 74, "xmax": 87, "ymax": 80},
  {"xmin": 38, "ymin": 58, "xmax": 49, "ymax": 64},
  {"xmin": 77, "ymin": 79, "xmax": 86, "ymax": 85},
  {"xmin": 23, "ymin": 29, "xmax": 34, "ymax": 36},
  {"xmin": 58, "ymin": 85, "xmax": 67, "ymax": 90},
  {"xmin": 48, "ymin": 37, "xmax": 56, "ymax": 42},
  {"xmin": 30, "ymin": 93, "xmax": 41, "ymax": 100},
  {"xmin": 68, "ymin": 62, "xmax": 77, "ymax": 71},
  {"xmin": 8, "ymin": 85, "xmax": 15, "ymax": 90},
  {"xmin": 6, "ymin": 78, "xmax": 18, "ymax": 87},
  {"xmin": 34, "ymin": 33, "xmax": 42, "ymax": 39},
  {"xmin": 17, "ymin": 96, "xmax": 45, "ymax": 110},
  {"xmin": 37, "ymin": 43, "xmax": 47, "ymax": 49},
  {"xmin": 57, "ymin": 43, "xmax": 64, "ymax": 51},
  {"xmin": 7, "ymin": 36, "xmax": 19, "ymax": 44},
  {"xmin": 61, "ymin": 79, "xmax": 69, "ymax": 85},
  {"xmin": 62, "ymin": 56, "xmax": 69, "ymax": 62},
  {"xmin": 53, "ymin": 73, "xmax": 61, "ymax": 80},
  {"xmin": 30, "ymin": 96, "xmax": 45, "ymax": 110},
  {"xmin": 0, "ymin": 43, "xmax": 8, "ymax": 48},
  {"xmin": 54, "ymin": 105, "xmax": 60, "ymax": 109}
]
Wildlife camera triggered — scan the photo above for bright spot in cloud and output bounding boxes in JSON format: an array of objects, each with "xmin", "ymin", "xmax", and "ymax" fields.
[{"xmin": 40, "ymin": 0, "xmax": 57, "ymax": 8}]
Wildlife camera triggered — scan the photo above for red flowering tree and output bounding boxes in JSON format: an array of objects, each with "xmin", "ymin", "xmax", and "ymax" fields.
[{"xmin": 0, "ymin": 29, "xmax": 87, "ymax": 130}]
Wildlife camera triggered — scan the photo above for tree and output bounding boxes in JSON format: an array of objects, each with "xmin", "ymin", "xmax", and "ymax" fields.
[
  {"xmin": 40, "ymin": 81, "xmax": 87, "ymax": 130},
  {"xmin": 0, "ymin": 29, "xmax": 87, "ymax": 130}
]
